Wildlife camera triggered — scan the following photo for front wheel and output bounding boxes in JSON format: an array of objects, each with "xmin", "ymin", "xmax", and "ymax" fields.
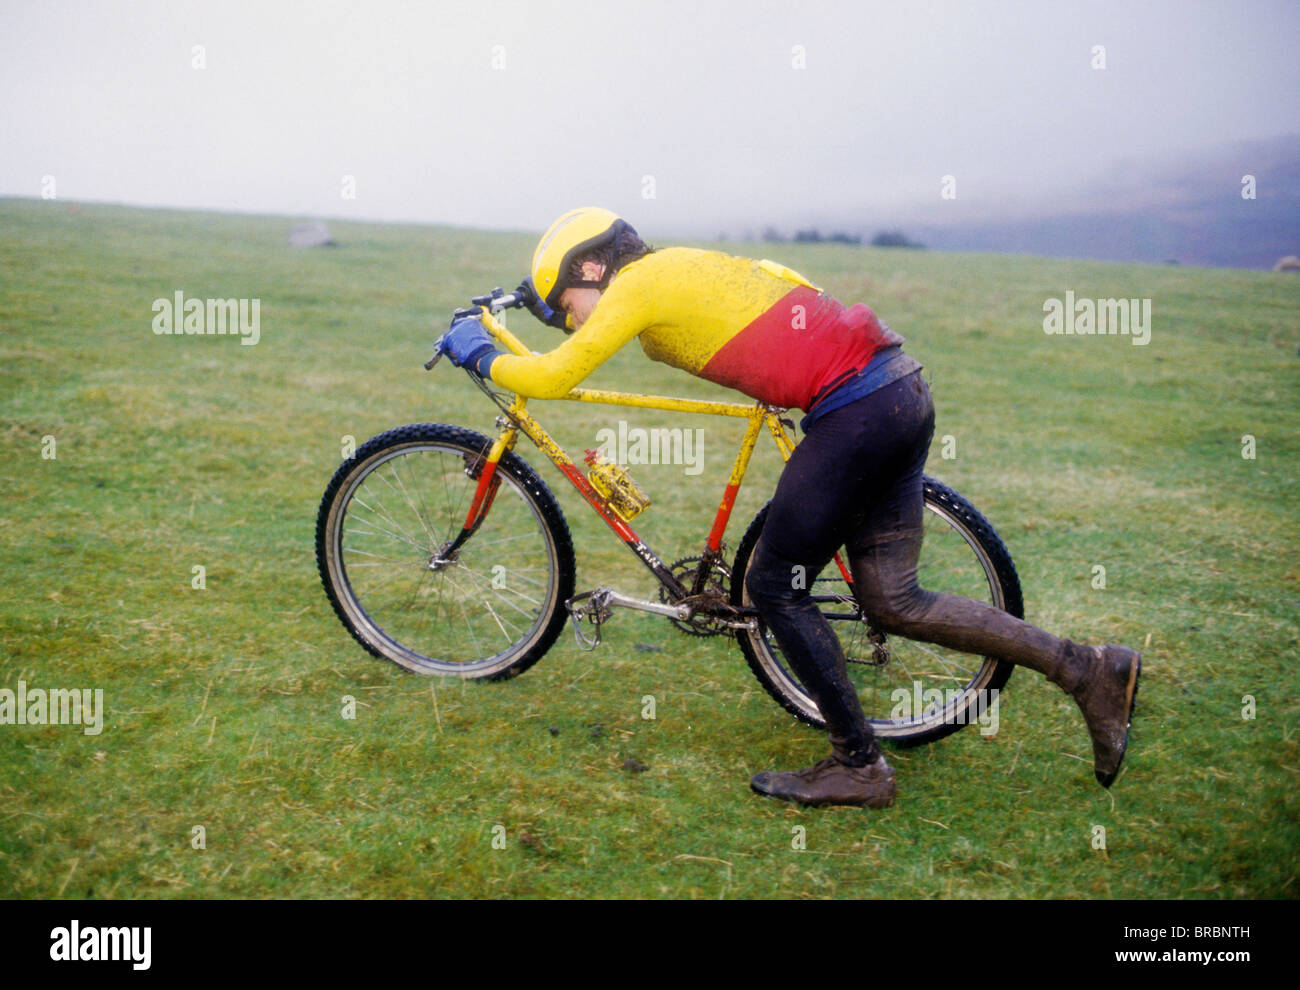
[
  {"xmin": 730, "ymin": 477, "xmax": 1023, "ymax": 745},
  {"xmin": 316, "ymin": 423, "xmax": 576, "ymax": 678}
]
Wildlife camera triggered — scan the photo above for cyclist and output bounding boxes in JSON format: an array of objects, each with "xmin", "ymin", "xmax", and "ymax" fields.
[{"xmin": 439, "ymin": 207, "xmax": 1141, "ymax": 808}]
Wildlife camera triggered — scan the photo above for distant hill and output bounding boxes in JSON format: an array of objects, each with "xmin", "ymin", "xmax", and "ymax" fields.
[{"xmin": 905, "ymin": 134, "xmax": 1300, "ymax": 270}]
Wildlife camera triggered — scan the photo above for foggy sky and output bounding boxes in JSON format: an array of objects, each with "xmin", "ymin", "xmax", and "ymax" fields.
[{"xmin": 2, "ymin": 0, "xmax": 1297, "ymax": 238}]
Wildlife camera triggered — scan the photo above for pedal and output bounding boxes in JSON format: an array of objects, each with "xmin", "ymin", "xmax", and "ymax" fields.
[
  {"xmin": 565, "ymin": 589, "xmax": 614, "ymax": 621},
  {"xmin": 565, "ymin": 589, "xmax": 614, "ymax": 651}
]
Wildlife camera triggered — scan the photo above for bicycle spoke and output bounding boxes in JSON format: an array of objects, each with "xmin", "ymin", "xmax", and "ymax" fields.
[
  {"xmin": 454, "ymin": 560, "xmax": 543, "ymax": 620},
  {"xmin": 347, "ymin": 497, "xmax": 430, "ymax": 552},
  {"xmin": 386, "ymin": 457, "xmax": 439, "ymax": 548}
]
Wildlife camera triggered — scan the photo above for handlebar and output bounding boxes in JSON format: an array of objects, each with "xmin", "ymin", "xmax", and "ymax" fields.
[
  {"xmin": 426, "ymin": 284, "xmax": 538, "ymax": 370},
  {"xmin": 470, "ymin": 286, "xmax": 529, "ymax": 312}
]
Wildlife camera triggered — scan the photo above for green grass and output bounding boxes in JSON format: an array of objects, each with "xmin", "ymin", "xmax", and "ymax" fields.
[{"xmin": 1, "ymin": 197, "xmax": 1297, "ymax": 899}]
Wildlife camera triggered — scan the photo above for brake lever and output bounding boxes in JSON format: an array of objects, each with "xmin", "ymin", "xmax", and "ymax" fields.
[
  {"xmin": 425, "ymin": 333, "xmax": 446, "ymax": 370},
  {"xmin": 424, "ymin": 347, "xmax": 490, "ymax": 379},
  {"xmin": 426, "ymin": 290, "xmax": 518, "ymax": 371},
  {"xmin": 426, "ymin": 307, "xmax": 481, "ymax": 370}
]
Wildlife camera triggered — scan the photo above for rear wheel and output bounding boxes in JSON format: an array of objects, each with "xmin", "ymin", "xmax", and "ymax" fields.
[
  {"xmin": 730, "ymin": 477, "xmax": 1022, "ymax": 745},
  {"xmin": 316, "ymin": 423, "xmax": 575, "ymax": 678}
]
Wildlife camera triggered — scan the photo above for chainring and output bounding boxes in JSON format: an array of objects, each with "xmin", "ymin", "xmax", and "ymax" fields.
[{"xmin": 658, "ymin": 555, "xmax": 734, "ymax": 637}]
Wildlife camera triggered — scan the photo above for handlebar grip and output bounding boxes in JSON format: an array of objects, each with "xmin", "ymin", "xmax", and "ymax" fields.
[{"xmin": 470, "ymin": 290, "xmax": 525, "ymax": 312}]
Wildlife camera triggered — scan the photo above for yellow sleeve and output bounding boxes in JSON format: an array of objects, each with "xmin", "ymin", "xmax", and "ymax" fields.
[{"xmin": 487, "ymin": 263, "xmax": 657, "ymax": 399}]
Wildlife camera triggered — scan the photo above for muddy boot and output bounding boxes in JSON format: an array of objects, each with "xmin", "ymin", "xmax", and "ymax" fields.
[
  {"xmin": 1056, "ymin": 643, "xmax": 1142, "ymax": 787},
  {"xmin": 750, "ymin": 751, "xmax": 896, "ymax": 808}
]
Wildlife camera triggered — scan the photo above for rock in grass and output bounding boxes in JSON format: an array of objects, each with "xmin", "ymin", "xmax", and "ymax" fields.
[
  {"xmin": 289, "ymin": 221, "xmax": 336, "ymax": 248},
  {"xmin": 623, "ymin": 757, "xmax": 650, "ymax": 773}
]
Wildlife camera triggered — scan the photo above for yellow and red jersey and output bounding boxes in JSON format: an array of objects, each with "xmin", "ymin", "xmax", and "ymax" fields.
[{"xmin": 488, "ymin": 247, "xmax": 905, "ymax": 412}]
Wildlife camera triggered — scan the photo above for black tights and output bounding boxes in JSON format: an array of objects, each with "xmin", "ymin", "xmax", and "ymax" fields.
[{"xmin": 744, "ymin": 372, "xmax": 1077, "ymax": 765}]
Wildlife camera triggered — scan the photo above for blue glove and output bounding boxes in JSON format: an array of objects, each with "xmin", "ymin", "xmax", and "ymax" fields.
[
  {"xmin": 517, "ymin": 276, "xmax": 567, "ymax": 330},
  {"xmin": 439, "ymin": 316, "xmax": 501, "ymax": 377}
]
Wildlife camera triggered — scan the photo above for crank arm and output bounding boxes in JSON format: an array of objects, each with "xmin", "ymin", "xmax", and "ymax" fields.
[{"xmin": 566, "ymin": 588, "xmax": 694, "ymax": 623}]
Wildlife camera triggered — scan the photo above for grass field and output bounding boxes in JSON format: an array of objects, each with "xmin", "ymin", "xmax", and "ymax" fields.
[{"xmin": 1, "ymin": 197, "xmax": 1297, "ymax": 899}]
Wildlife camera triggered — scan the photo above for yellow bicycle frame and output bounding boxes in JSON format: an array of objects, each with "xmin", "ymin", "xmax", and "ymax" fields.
[{"xmin": 454, "ymin": 309, "xmax": 802, "ymax": 599}]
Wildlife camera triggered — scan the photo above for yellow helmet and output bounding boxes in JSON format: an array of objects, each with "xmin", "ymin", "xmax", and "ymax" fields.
[{"xmin": 531, "ymin": 207, "xmax": 633, "ymax": 310}]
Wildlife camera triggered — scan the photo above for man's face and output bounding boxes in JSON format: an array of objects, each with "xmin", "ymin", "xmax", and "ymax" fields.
[
  {"xmin": 558, "ymin": 286, "xmax": 601, "ymax": 331},
  {"xmin": 557, "ymin": 260, "xmax": 606, "ymax": 331}
]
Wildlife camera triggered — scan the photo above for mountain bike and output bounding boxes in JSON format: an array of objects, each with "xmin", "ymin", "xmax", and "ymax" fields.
[{"xmin": 315, "ymin": 287, "xmax": 1024, "ymax": 745}]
